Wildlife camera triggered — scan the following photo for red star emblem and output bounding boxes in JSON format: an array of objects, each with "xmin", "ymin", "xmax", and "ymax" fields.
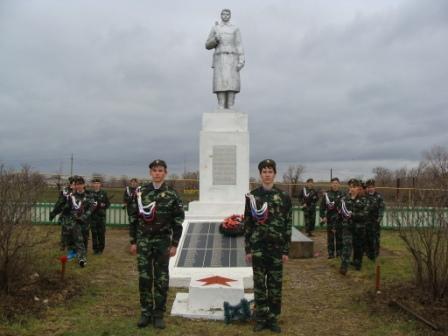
[{"xmin": 197, "ymin": 275, "xmax": 237, "ymax": 287}]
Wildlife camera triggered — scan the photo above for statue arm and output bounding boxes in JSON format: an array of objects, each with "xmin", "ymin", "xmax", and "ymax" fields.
[
  {"xmin": 235, "ymin": 28, "xmax": 245, "ymax": 70},
  {"xmin": 205, "ymin": 26, "xmax": 219, "ymax": 50}
]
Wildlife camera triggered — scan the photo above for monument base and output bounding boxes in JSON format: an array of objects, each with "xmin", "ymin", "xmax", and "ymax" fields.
[
  {"xmin": 187, "ymin": 201, "xmax": 244, "ymax": 220},
  {"xmin": 171, "ymin": 275, "xmax": 254, "ymax": 320},
  {"xmin": 289, "ymin": 228, "xmax": 314, "ymax": 258}
]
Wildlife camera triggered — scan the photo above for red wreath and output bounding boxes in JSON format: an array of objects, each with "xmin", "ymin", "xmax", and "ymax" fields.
[{"xmin": 220, "ymin": 214, "xmax": 245, "ymax": 237}]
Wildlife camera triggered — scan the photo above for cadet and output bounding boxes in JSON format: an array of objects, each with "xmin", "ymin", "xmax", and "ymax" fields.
[
  {"xmin": 244, "ymin": 159, "xmax": 292, "ymax": 333},
  {"xmin": 89, "ymin": 177, "xmax": 110, "ymax": 254},
  {"xmin": 50, "ymin": 176, "xmax": 75, "ymax": 251},
  {"xmin": 129, "ymin": 160, "xmax": 184, "ymax": 329},
  {"xmin": 67, "ymin": 176, "xmax": 95, "ymax": 267},
  {"xmin": 319, "ymin": 177, "xmax": 344, "ymax": 258},
  {"xmin": 298, "ymin": 178, "xmax": 319, "ymax": 236},
  {"xmin": 123, "ymin": 178, "xmax": 139, "ymax": 238},
  {"xmin": 339, "ymin": 179, "xmax": 368, "ymax": 274},
  {"xmin": 365, "ymin": 179, "xmax": 385, "ymax": 260}
]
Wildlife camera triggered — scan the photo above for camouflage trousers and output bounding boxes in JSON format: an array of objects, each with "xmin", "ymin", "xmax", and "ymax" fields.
[
  {"xmin": 71, "ymin": 220, "xmax": 89, "ymax": 260},
  {"xmin": 303, "ymin": 207, "xmax": 317, "ymax": 234},
  {"xmin": 352, "ymin": 225, "xmax": 366, "ymax": 269},
  {"xmin": 59, "ymin": 215, "xmax": 74, "ymax": 250},
  {"xmin": 90, "ymin": 216, "xmax": 106, "ymax": 253},
  {"xmin": 365, "ymin": 220, "xmax": 380, "ymax": 260},
  {"xmin": 327, "ymin": 218, "xmax": 343, "ymax": 257},
  {"xmin": 252, "ymin": 247, "xmax": 283, "ymax": 323},
  {"xmin": 137, "ymin": 235, "xmax": 171, "ymax": 318},
  {"xmin": 340, "ymin": 226, "xmax": 353, "ymax": 271}
]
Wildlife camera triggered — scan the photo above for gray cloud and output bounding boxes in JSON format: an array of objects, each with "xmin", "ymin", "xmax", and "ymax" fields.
[{"xmin": 0, "ymin": 0, "xmax": 447, "ymax": 180}]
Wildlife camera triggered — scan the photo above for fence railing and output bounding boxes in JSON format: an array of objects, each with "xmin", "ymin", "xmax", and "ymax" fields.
[{"xmin": 32, "ymin": 203, "xmax": 446, "ymax": 228}]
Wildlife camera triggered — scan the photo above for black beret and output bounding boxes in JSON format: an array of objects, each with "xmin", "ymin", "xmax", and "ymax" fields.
[
  {"xmin": 348, "ymin": 179, "xmax": 361, "ymax": 187},
  {"xmin": 74, "ymin": 176, "xmax": 85, "ymax": 184},
  {"xmin": 149, "ymin": 159, "xmax": 167, "ymax": 169},
  {"xmin": 91, "ymin": 177, "xmax": 102, "ymax": 183},
  {"xmin": 258, "ymin": 159, "xmax": 277, "ymax": 173},
  {"xmin": 365, "ymin": 179, "xmax": 375, "ymax": 186}
]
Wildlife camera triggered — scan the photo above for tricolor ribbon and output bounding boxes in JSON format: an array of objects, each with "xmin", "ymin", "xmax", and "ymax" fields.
[
  {"xmin": 246, "ymin": 193, "xmax": 268, "ymax": 224},
  {"xmin": 126, "ymin": 186, "xmax": 136, "ymax": 198},
  {"xmin": 325, "ymin": 193, "xmax": 335, "ymax": 210},
  {"xmin": 137, "ymin": 187, "xmax": 156, "ymax": 223},
  {"xmin": 70, "ymin": 194, "xmax": 82, "ymax": 211},
  {"xmin": 340, "ymin": 199, "xmax": 352, "ymax": 219},
  {"xmin": 303, "ymin": 187, "xmax": 309, "ymax": 198}
]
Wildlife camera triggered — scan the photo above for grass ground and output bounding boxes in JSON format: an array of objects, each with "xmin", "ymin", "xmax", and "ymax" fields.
[{"xmin": 0, "ymin": 228, "xmax": 445, "ymax": 336}]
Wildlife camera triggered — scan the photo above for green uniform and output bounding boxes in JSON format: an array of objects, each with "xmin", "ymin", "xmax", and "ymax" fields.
[
  {"xmin": 339, "ymin": 194, "xmax": 368, "ymax": 271},
  {"xmin": 123, "ymin": 186, "xmax": 139, "ymax": 239},
  {"xmin": 298, "ymin": 187, "xmax": 319, "ymax": 235},
  {"xmin": 244, "ymin": 186, "xmax": 292, "ymax": 325},
  {"xmin": 66, "ymin": 191, "xmax": 95, "ymax": 260},
  {"xmin": 130, "ymin": 182, "xmax": 184, "ymax": 319},
  {"xmin": 50, "ymin": 187, "xmax": 73, "ymax": 250},
  {"xmin": 89, "ymin": 189, "xmax": 110, "ymax": 253},
  {"xmin": 365, "ymin": 191, "xmax": 385, "ymax": 260},
  {"xmin": 319, "ymin": 190, "xmax": 344, "ymax": 257}
]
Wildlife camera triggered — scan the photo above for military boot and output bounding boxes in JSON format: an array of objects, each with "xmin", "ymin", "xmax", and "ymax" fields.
[
  {"xmin": 137, "ymin": 314, "xmax": 151, "ymax": 328},
  {"xmin": 153, "ymin": 316, "xmax": 166, "ymax": 329},
  {"xmin": 269, "ymin": 321, "xmax": 282, "ymax": 333},
  {"xmin": 253, "ymin": 321, "xmax": 266, "ymax": 332}
]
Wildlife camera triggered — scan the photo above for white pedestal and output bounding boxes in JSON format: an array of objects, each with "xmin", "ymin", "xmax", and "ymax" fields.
[
  {"xmin": 171, "ymin": 275, "xmax": 254, "ymax": 320},
  {"xmin": 187, "ymin": 110, "xmax": 249, "ymax": 218}
]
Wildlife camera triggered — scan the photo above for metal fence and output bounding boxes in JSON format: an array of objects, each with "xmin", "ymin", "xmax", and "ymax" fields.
[{"xmin": 32, "ymin": 203, "xmax": 444, "ymax": 228}]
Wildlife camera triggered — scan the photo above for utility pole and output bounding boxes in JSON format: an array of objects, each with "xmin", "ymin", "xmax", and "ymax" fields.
[
  {"xmin": 330, "ymin": 168, "xmax": 333, "ymax": 180},
  {"xmin": 70, "ymin": 153, "xmax": 74, "ymax": 176}
]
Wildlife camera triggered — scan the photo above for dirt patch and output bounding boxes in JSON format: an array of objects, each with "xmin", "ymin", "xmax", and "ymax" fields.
[
  {"xmin": 0, "ymin": 272, "xmax": 83, "ymax": 322},
  {"xmin": 368, "ymin": 282, "xmax": 448, "ymax": 333}
]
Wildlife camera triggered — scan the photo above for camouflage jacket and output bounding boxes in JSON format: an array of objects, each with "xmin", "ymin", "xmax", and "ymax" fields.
[
  {"xmin": 123, "ymin": 186, "xmax": 138, "ymax": 216},
  {"xmin": 366, "ymin": 191, "xmax": 385, "ymax": 222},
  {"xmin": 244, "ymin": 186, "xmax": 292, "ymax": 255},
  {"xmin": 298, "ymin": 187, "xmax": 319, "ymax": 208},
  {"xmin": 88, "ymin": 189, "xmax": 110, "ymax": 218},
  {"xmin": 67, "ymin": 191, "xmax": 96, "ymax": 224},
  {"xmin": 319, "ymin": 189, "xmax": 344, "ymax": 221},
  {"xmin": 130, "ymin": 182, "xmax": 184, "ymax": 247},
  {"xmin": 50, "ymin": 187, "xmax": 72, "ymax": 219},
  {"xmin": 339, "ymin": 195, "xmax": 368, "ymax": 229}
]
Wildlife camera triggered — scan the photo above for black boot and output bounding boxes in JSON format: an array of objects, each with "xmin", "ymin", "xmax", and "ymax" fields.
[
  {"xmin": 269, "ymin": 320, "xmax": 282, "ymax": 333},
  {"xmin": 137, "ymin": 315, "xmax": 151, "ymax": 328},
  {"xmin": 153, "ymin": 316, "xmax": 166, "ymax": 329},
  {"xmin": 253, "ymin": 321, "xmax": 266, "ymax": 332}
]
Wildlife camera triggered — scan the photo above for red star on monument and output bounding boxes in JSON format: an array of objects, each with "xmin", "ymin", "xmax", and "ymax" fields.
[{"xmin": 197, "ymin": 275, "xmax": 237, "ymax": 287}]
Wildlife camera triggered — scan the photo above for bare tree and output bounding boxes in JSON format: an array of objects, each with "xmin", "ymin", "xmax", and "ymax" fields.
[
  {"xmin": 282, "ymin": 165, "xmax": 305, "ymax": 184},
  {"xmin": 0, "ymin": 166, "xmax": 48, "ymax": 293},
  {"xmin": 393, "ymin": 188, "xmax": 448, "ymax": 301},
  {"xmin": 422, "ymin": 145, "xmax": 448, "ymax": 188},
  {"xmin": 282, "ymin": 165, "xmax": 305, "ymax": 197}
]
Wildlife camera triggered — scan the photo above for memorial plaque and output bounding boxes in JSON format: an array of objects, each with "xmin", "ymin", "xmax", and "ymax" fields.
[
  {"xmin": 212, "ymin": 145, "xmax": 237, "ymax": 185},
  {"xmin": 177, "ymin": 222, "xmax": 247, "ymax": 268}
]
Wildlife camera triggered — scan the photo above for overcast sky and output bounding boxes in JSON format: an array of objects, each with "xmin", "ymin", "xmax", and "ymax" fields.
[{"xmin": 1, "ymin": 0, "xmax": 447, "ymax": 180}]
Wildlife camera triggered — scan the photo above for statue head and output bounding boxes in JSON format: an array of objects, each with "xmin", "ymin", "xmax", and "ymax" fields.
[{"xmin": 221, "ymin": 9, "xmax": 231, "ymax": 23}]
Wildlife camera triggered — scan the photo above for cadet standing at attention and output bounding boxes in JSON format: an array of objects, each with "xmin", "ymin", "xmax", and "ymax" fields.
[
  {"xmin": 365, "ymin": 179, "xmax": 385, "ymax": 260},
  {"xmin": 89, "ymin": 177, "xmax": 110, "ymax": 254},
  {"xmin": 339, "ymin": 179, "xmax": 368, "ymax": 274},
  {"xmin": 298, "ymin": 178, "xmax": 319, "ymax": 236},
  {"xmin": 244, "ymin": 159, "xmax": 292, "ymax": 333},
  {"xmin": 319, "ymin": 178, "xmax": 344, "ymax": 258},
  {"xmin": 123, "ymin": 178, "xmax": 139, "ymax": 239},
  {"xmin": 129, "ymin": 160, "xmax": 184, "ymax": 330}
]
